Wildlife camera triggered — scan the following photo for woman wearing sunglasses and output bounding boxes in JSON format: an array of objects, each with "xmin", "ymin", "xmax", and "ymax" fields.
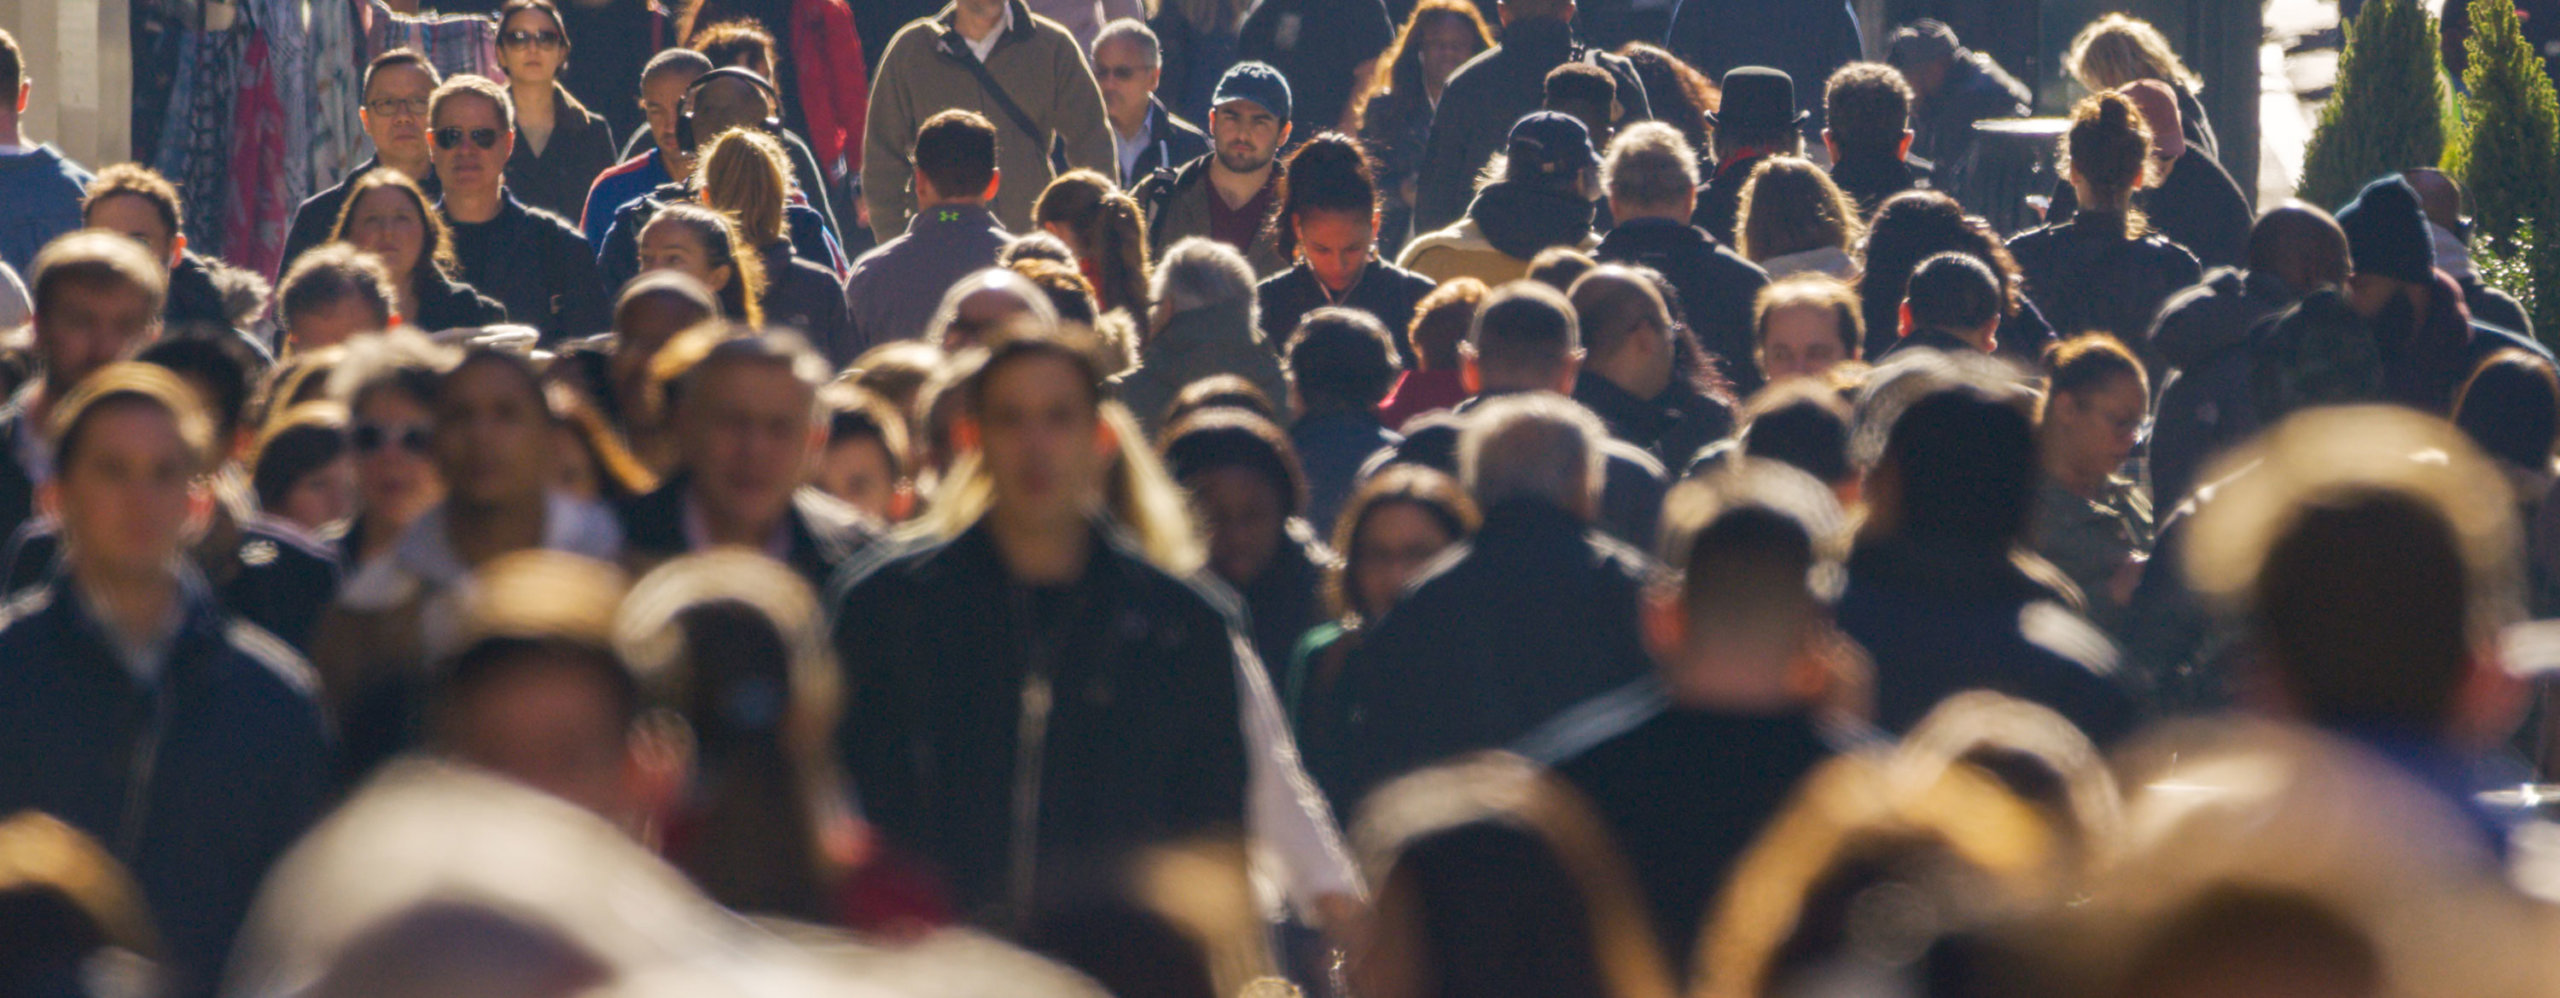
[
  {"xmin": 331, "ymin": 170, "xmax": 509, "ymax": 333},
  {"xmin": 330, "ymin": 332, "xmax": 455, "ymax": 571},
  {"xmin": 496, "ymin": 0, "xmax": 621, "ymax": 222}
]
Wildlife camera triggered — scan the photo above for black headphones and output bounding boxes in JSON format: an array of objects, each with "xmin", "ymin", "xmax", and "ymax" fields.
[{"xmin": 676, "ymin": 66, "xmax": 783, "ymax": 152}]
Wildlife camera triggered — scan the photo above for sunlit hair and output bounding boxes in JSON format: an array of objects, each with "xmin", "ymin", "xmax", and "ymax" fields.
[
  {"xmin": 1034, "ymin": 169, "xmax": 1153, "ymax": 317},
  {"xmin": 1752, "ymin": 272, "xmax": 1863, "ymax": 361},
  {"xmin": 331, "ymin": 170, "xmax": 464, "ymax": 288},
  {"xmin": 1735, "ymin": 156, "xmax": 1863, "ymax": 263},
  {"xmin": 694, "ymin": 127, "xmax": 794, "ymax": 248},
  {"xmin": 1324, "ymin": 463, "xmax": 1479, "ymax": 623},
  {"xmin": 639, "ymin": 203, "xmax": 766, "ymax": 327},
  {"xmin": 82, "ymin": 163, "xmax": 185, "ymax": 241},
  {"xmin": 2064, "ymin": 13, "xmax": 2203, "ymax": 94},
  {"xmin": 1897, "ymin": 690, "xmax": 2124, "ymax": 878},
  {"xmin": 2039, "ymin": 332, "xmax": 2146, "ymax": 420},
  {"xmin": 1349, "ymin": 0, "xmax": 1493, "ymax": 133},
  {"xmin": 48, "ymin": 361, "xmax": 217, "ymax": 475},
  {"xmin": 2061, "ymin": 92, "xmax": 2155, "ymax": 236}
]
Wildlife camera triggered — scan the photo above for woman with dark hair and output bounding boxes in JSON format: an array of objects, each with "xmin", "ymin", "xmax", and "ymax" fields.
[
  {"xmin": 1257, "ymin": 134, "xmax": 1440, "ymax": 363},
  {"xmin": 1614, "ymin": 42, "xmax": 1718, "ymax": 157},
  {"xmin": 1035, "ymin": 169, "xmax": 1155, "ymax": 318},
  {"xmin": 495, "ymin": 0, "xmax": 622, "ymax": 221},
  {"xmin": 637, "ymin": 203, "xmax": 767, "ymax": 326},
  {"xmin": 332, "ymin": 171, "xmax": 508, "ymax": 332},
  {"xmin": 1161, "ymin": 409, "xmax": 1334, "ymax": 683},
  {"xmin": 2032, "ymin": 333, "xmax": 2153, "ymax": 633},
  {"xmin": 2005, "ymin": 92, "xmax": 2199, "ymax": 369},
  {"xmin": 1855, "ymin": 189, "xmax": 2054, "ymax": 362},
  {"xmin": 1352, "ymin": 0, "xmax": 1494, "ymax": 255}
]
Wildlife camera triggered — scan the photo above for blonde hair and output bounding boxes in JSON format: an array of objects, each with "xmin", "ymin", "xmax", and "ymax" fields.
[
  {"xmin": 2065, "ymin": 13, "xmax": 2203, "ymax": 94},
  {"xmin": 1735, "ymin": 156, "xmax": 1864, "ymax": 263},
  {"xmin": 695, "ymin": 128, "xmax": 794, "ymax": 249}
]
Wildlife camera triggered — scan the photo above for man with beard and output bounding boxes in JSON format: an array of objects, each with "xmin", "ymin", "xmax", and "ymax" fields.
[{"xmin": 1135, "ymin": 62, "xmax": 1292, "ymax": 277}]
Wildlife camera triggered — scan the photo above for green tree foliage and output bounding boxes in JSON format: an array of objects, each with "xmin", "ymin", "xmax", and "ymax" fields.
[
  {"xmin": 2299, "ymin": 0, "xmax": 2447, "ymax": 210},
  {"xmin": 2451, "ymin": 0, "xmax": 2560, "ymax": 342}
]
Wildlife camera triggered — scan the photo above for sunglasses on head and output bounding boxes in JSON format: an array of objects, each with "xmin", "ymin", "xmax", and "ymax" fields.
[
  {"xmin": 352, "ymin": 423, "xmax": 432, "ymax": 455},
  {"xmin": 434, "ymin": 127, "xmax": 503, "ymax": 150},
  {"xmin": 500, "ymin": 29, "xmax": 566, "ymax": 49}
]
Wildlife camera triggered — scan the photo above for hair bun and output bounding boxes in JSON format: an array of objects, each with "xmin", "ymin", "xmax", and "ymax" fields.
[{"xmin": 2097, "ymin": 93, "xmax": 2132, "ymax": 128}]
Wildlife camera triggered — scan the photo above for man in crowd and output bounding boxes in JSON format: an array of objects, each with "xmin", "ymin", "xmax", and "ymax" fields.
[
  {"xmin": 2408, "ymin": 166, "xmax": 2535, "ymax": 341},
  {"xmin": 431, "ymin": 75, "xmax": 612, "ymax": 344},
  {"xmin": 862, "ymin": 0, "xmax": 1113, "ymax": 241},
  {"xmin": 0, "ymin": 232, "xmax": 166, "ymax": 545},
  {"xmin": 1400, "ymin": 113, "xmax": 1606, "ymax": 285},
  {"xmin": 1591, "ymin": 122, "xmax": 1768, "ymax": 392},
  {"xmin": 842, "ymin": 111, "xmax": 1014, "ymax": 359},
  {"xmin": 1092, "ymin": 19, "xmax": 1206, "ymax": 190},
  {"xmin": 581, "ymin": 49, "xmax": 711, "ymax": 250},
  {"xmin": 274, "ymin": 243, "xmax": 401, "ymax": 352},
  {"xmin": 1880, "ymin": 252, "xmax": 2004, "ymax": 358},
  {"xmin": 1412, "ymin": 0, "xmax": 1650, "ymax": 237},
  {"xmin": 596, "ymin": 66, "xmax": 850, "ymax": 293},
  {"xmin": 280, "ymin": 49, "xmax": 442, "ymax": 282},
  {"xmin": 81, "ymin": 164, "xmax": 272, "ymax": 358},
  {"xmin": 1326, "ymin": 387, "xmax": 1656, "ymax": 812},
  {"xmin": 832, "ymin": 332, "xmax": 1248, "ymax": 929},
  {"xmin": 1136, "ymin": 62, "xmax": 1292, "ymax": 276},
  {"xmin": 1823, "ymin": 62, "xmax": 1924, "ymax": 216},
  {"xmin": 0, "ymin": 29, "xmax": 95, "ymax": 275},
  {"xmin": 1569, "ymin": 265, "xmax": 1729, "ymax": 471},
  {"xmin": 1884, "ymin": 18, "xmax": 2029, "ymax": 196},
  {"xmin": 619, "ymin": 333, "xmax": 878, "ymax": 587},
  {"xmin": 1693, "ymin": 67, "xmax": 1806, "ymax": 244},
  {"xmin": 1233, "ymin": 0, "xmax": 1395, "ymax": 137},
  {"xmin": 0, "ymin": 358, "xmax": 331, "ymax": 996}
]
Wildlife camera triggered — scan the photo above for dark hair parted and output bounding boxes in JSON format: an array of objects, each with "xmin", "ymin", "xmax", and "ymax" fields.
[{"xmin": 1270, "ymin": 133, "xmax": 1379, "ymax": 260}]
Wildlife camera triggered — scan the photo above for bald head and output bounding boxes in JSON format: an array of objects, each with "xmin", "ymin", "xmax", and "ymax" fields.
[
  {"xmin": 2404, "ymin": 167, "xmax": 2463, "ymax": 233},
  {"xmin": 2248, "ymin": 203, "xmax": 2352, "ymax": 295}
]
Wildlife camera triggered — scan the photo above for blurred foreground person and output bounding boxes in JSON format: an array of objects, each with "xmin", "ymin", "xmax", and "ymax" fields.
[
  {"xmin": 0, "ymin": 363, "xmax": 330, "ymax": 996},
  {"xmin": 1161, "ymin": 409, "xmax": 1331, "ymax": 686},
  {"xmin": 0, "ymin": 811, "xmax": 159, "ymax": 998},
  {"xmin": 0, "ymin": 233, "xmax": 167, "ymax": 548},
  {"xmin": 1524, "ymin": 460, "xmax": 1858, "ymax": 975},
  {"xmin": 1289, "ymin": 466, "xmax": 1478, "ymax": 777},
  {"xmin": 832, "ymin": 333, "xmax": 1249, "ymax": 930}
]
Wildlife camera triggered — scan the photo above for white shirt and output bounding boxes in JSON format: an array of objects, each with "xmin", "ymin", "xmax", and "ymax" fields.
[
  {"xmin": 1114, "ymin": 114, "xmax": 1153, "ymax": 186},
  {"xmin": 962, "ymin": 2, "xmax": 1014, "ymax": 63}
]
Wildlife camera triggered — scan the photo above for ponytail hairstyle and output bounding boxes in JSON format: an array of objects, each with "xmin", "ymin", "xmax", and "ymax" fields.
[
  {"xmin": 639, "ymin": 203, "xmax": 766, "ymax": 326},
  {"xmin": 1268, "ymin": 132, "xmax": 1379, "ymax": 260},
  {"xmin": 2062, "ymin": 92, "xmax": 2155, "ymax": 239},
  {"xmin": 695, "ymin": 128, "xmax": 794, "ymax": 250},
  {"xmin": 1034, "ymin": 170, "xmax": 1153, "ymax": 318}
]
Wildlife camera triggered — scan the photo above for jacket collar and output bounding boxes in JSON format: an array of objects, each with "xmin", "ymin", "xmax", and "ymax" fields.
[
  {"xmin": 908, "ymin": 201, "xmax": 1002, "ymax": 235},
  {"xmin": 934, "ymin": 0, "xmax": 1034, "ymax": 49},
  {"xmin": 1497, "ymin": 16, "xmax": 1575, "ymax": 57},
  {"xmin": 36, "ymin": 565, "xmax": 229, "ymax": 689}
]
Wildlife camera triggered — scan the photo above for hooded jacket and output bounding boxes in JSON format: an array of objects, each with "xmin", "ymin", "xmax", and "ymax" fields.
[
  {"xmin": 1398, "ymin": 180, "xmax": 1601, "ymax": 286},
  {"xmin": 1111, "ymin": 296, "xmax": 1291, "ymax": 433}
]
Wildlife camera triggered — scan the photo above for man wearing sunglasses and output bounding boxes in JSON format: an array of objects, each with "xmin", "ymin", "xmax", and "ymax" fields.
[
  {"xmin": 1091, "ymin": 20, "xmax": 1204, "ymax": 191},
  {"xmin": 279, "ymin": 50, "xmax": 445, "ymax": 286},
  {"xmin": 431, "ymin": 74, "xmax": 612, "ymax": 345}
]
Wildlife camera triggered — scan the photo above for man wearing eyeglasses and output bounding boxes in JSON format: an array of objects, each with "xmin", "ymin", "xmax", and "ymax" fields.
[
  {"xmin": 432, "ymin": 74, "xmax": 613, "ymax": 344},
  {"xmin": 277, "ymin": 50, "xmax": 445, "ymax": 286},
  {"xmin": 1091, "ymin": 20, "xmax": 1203, "ymax": 191}
]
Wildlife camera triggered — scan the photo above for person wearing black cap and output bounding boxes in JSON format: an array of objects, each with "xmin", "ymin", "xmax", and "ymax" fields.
[
  {"xmin": 1234, "ymin": 0, "xmax": 1396, "ymax": 138},
  {"xmin": 1691, "ymin": 67, "xmax": 1808, "ymax": 245},
  {"xmin": 1135, "ymin": 62, "xmax": 1294, "ymax": 276},
  {"xmin": 1664, "ymin": 0, "xmax": 1859, "ymax": 139},
  {"xmin": 1885, "ymin": 18, "xmax": 2029, "ymax": 195},
  {"xmin": 1399, "ymin": 111, "xmax": 1605, "ymax": 285},
  {"xmin": 1408, "ymin": 0, "xmax": 1651, "ymax": 237}
]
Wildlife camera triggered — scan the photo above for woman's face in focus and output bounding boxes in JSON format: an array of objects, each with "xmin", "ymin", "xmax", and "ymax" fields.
[{"xmin": 346, "ymin": 187, "xmax": 428, "ymax": 282}]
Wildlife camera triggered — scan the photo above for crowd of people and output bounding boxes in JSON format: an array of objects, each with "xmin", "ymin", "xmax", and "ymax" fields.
[{"xmin": 7, "ymin": 2, "xmax": 2560, "ymax": 997}]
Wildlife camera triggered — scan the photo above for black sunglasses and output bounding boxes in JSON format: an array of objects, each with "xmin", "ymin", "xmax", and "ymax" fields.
[
  {"xmin": 500, "ymin": 29, "xmax": 566, "ymax": 49},
  {"xmin": 352, "ymin": 423, "xmax": 432, "ymax": 455},
  {"xmin": 434, "ymin": 126, "xmax": 502, "ymax": 150}
]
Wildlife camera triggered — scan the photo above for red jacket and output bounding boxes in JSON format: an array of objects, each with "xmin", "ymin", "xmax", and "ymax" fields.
[{"xmin": 793, "ymin": 0, "xmax": 870, "ymax": 180}]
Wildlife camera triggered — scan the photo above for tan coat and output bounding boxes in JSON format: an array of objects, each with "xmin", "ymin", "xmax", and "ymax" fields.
[{"xmin": 1396, "ymin": 219, "xmax": 1602, "ymax": 287}]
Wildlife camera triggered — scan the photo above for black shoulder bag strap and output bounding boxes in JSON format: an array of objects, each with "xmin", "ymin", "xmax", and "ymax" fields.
[{"xmin": 943, "ymin": 34, "xmax": 1072, "ymax": 176}]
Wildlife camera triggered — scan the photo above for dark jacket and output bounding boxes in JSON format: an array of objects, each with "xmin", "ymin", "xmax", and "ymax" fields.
[
  {"xmin": 1837, "ymin": 536, "xmax": 2137, "ymax": 743},
  {"xmin": 1572, "ymin": 370, "xmax": 1732, "ymax": 472},
  {"xmin": 505, "ymin": 84, "xmax": 624, "ymax": 224},
  {"xmin": 1593, "ymin": 216, "xmax": 1770, "ymax": 392},
  {"xmin": 830, "ymin": 521, "xmax": 1250, "ymax": 927},
  {"xmin": 0, "ymin": 573, "xmax": 330, "ymax": 995},
  {"xmin": 444, "ymin": 192, "xmax": 614, "ymax": 343},
  {"xmin": 1122, "ymin": 98, "xmax": 1211, "ymax": 190},
  {"xmin": 1828, "ymin": 153, "xmax": 1926, "ymax": 219},
  {"xmin": 2007, "ymin": 217, "xmax": 2201, "ymax": 369},
  {"xmin": 2145, "ymin": 267, "xmax": 2299, "ymax": 507},
  {"xmin": 1256, "ymin": 259, "xmax": 1438, "ymax": 367},
  {"xmin": 2251, "ymin": 271, "xmax": 2551, "ymax": 420},
  {"xmin": 1412, "ymin": 17, "xmax": 1651, "ymax": 235},
  {"xmin": 553, "ymin": 0, "xmax": 671, "ymax": 145},
  {"xmin": 1291, "ymin": 409, "xmax": 1401, "ymax": 535},
  {"xmin": 0, "ymin": 392, "xmax": 36, "ymax": 550},
  {"xmin": 278, "ymin": 158, "xmax": 440, "ymax": 284},
  {"xmin": 1235, "ymin": 0, "xmax": 1398, "ymax": 133},
  {"xmin": 1372, "ymin": 394, "xmax": 1669, "ymax": 550},
  {"xmin": 619, "ymin": 475, "xmax": 878, "ymax": 588},
  {"xmin": 5, "ymin": 515, "xmax": 344, "ymax": 653},
  {"xmin": 2171, "ymin": 83, "xmax": 2219, "ymax": 167},
  {"xmin": 1110, "ymin": 297, "xmax": 1292, "ymax": 434},
  {"xmin": 1907, "ymin": 52, "xmax": 2029, "ymax": 194},
  {"xmin": 1357, "ymin": 85, "xmax": 1436, "ymax": 253},
  {"xmin": 1238, "ymin": 521, "xmax": 1333, "ymax": 688},
  {"xmin": 1133, "ymin": 154, "xmax": 1290, "ymax": 277},
  {"xmin": 1664, "ymin": 0, "xmax": 1859, "ymax": 134},
  {"xmin": 409, "ymin": 268, "xmax": 511, "ymax": 331},
  {"xmin": 1690, "ymin": 149, "xmax": 1776, "ymax": 246},
  {"xmin": 1318, "ymin": 499, "xmax": 1655, "ymax": 812},
  {"xmin": 2047, "ymin": 146, "xmax": 2251, "ymax": 270},
  {"xmin": 600, "ymin": 182, "xmax": 847, "ymax": 314},
  {"xmin": 759, "ymin": 240, "xmax": 853, "ymax": 353},
  {"xmin": 838, "ymin": 201, "xmax": 1012, "ymax": 362}
]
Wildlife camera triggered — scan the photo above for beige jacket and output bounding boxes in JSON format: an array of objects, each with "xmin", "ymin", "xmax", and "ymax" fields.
[{"xmin": 1396, "ymin": 219, "xmax": 1602, "ymax": 287}]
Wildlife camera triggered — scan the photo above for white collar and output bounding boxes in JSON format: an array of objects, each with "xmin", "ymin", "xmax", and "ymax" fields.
[{"xmin": 963, "ymin": 3, "xmax": 1013, "ymax": 61}]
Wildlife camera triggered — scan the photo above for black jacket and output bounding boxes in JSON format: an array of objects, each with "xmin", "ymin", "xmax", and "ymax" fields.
[
  {"xmin": 1238, "ymin": 521, "xmax": 1332, "ymax": 689},
  {"xmin": 0, "ymin": 393, "xmax": 34, "ymax": 551},
  {"xmin": 1593, "ymin": 216, "xmax": 1770, "ymax": 392},
  {"xmin": 1235, "ymin": 0, "xmax": 1398, "ymax": 133},
  {"xmin": 619, "ymin": 475, "xmax": 877, "ymax": 589},
  {"xmin": 5, "ymin": 514, "xmax": 344, "ymax": 653},
  {"xmin": 444, "ymin": 192, "xmax": 613, "ymax": 343},
  {"xmin": 2007, "ymin": 217, "xmax": 2201, "ymax": 370},
  {"xmin": 1690, "ymin": 150, "xmax": 1773, "ymax": 247},
  {"xmin": 1828, "ymin": 153, "xmax": 1926, "ymax": 219},
  {"xmin": 758, "ymin": 240, "xmax": 852, "ymax": 351},
  {"xmin": 1572, "ymin": 371, "xmax": 1732, "ymax": 472},
  {"xmin": 505, "ymin": 84, "xmax": 624, "ymax": 223},
  {"xmin": 2047, "ymin": 147, "xmax": 2252, "ymax": 270},
  {"xmin": 1371, "ymin": 393, "xmax": 1669, "ymax": 550},
  {"xmin": 1908, "ymin": 53, "xmax": 2029, "ymax": 194},
  {"xmin": 409, "ymin": 269, "xmax": 511, "ymax": 331},
  {"xmin": 2145, "ymin": 267, "xmax": 2298, "ymax": 507},
  {"xmin": 1123, "ymin": 98, "xmax": 1211, "ymax": 190},
  {"xmin": 0, "ymin": 573, "xmax": 330, "ymax": 995},
  {"xmin": 1470, "ymin": 179, "xmax": 1599, "ymax": 260},
  {"xmin": 1664, "ymin": 0, "xmax": 1860, "ymax": 134},
  {"xmin": 1319, "ymin": 499, "xmax": 1655, "ymax": 812},
  {"xmin": 831, "ymin": 521, "xmax": 1250, "ymax": 927},
  {"xmin": 1256, "ymin": 259, "xmax": 1438, "ymax": 366},
  {"xmin": 1412, "ymin": 17, "xmax": 1651, "ymax": 235},
  {"xmin": 278, "ymin": 158, "xmax": 441, "ymax": 284}
]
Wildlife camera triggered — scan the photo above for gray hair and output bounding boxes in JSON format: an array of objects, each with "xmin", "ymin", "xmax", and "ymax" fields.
[
  {"xmin": 1151, "ymin": 237, "xmax": 1258, "ymax": 316},
  {"xmin": 1093, "ymin": 18, "xmax": 1162, "ymax": 67},
  {"xmin": 1602, "ymin": 122, "xmax": 1698, "ymax": 212},
  {"xmin": 1459, "ymin": 392, "xmax": 1608, "ymax": 514},
  {"xmin": 925, "ymin": 267, "xmax": 1061, "ymax": 346}
]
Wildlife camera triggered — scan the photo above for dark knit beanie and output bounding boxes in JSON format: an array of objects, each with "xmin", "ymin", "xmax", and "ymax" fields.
[{"xmin": 2336, "ymin": 175, "xmax": 2436, "ymax": 285}]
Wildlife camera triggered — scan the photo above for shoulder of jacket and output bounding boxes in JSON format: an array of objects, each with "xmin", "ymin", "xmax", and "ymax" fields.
[
  {"xmin": 223, "ymin": 618, "xmax": 326, "ymax": 702},
  {"xmin": 0, "ymin": 584, "xmax": 56, "ymax": 637}
]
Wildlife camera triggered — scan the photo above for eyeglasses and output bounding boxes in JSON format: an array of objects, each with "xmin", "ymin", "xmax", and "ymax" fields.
[
  {"xmin": 365, "ymin": 97, "xmax": 432, "ymax": 118},
  {"xmin": 499, "ymin": 29, "xmax": 566, "ymax": 49},
  {"xmin": 353, "ymin": 422, "xmax": 433, "ymax": 455},
  {"xmin": 434, "ymin": 127, "xmax": 503, "ymax": 150},
  {"xmin": 1096, "ymin": 64, "xmax": 1150, "ymax": 81}
]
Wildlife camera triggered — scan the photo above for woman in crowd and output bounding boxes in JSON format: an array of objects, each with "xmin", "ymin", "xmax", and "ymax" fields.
[
  {"xmin": 331, "ymin": 171, "xmax": 509, "ymax": 332},
  {"xmin": 494, "ymin": 0, "xmax": 620, "ymax": 221},
  {"xmin": 328, "ymin": 332, "xmax": 455, "ymax": 570},
  {"xmin": 1754, "ymin": 273, "xmax": 1863, "ymax": 383},
  {"xmin": 253, "ymin": 404, "xmax": 358, "ymax": 537},
  {"xmin": 1615, "ymin": 43, "xmax": 1718, "ymax": 158},
  {"xmin": 2032, "ymin": 334, "xmax": 2152, "ymax": 635},
  {"xmin": 1351, "ymin": 0, "xmax": 1495, "ymax": 255},
  {"xmin": 1257, "ymin": 134, "xmax": 1440, "ymax": 360},
  {"xmin": 2065, "ymin": 13, "xmax": 2217, "ymax": 164},
  {"xmin": 678, "ymin": 0, "xmax": 871, "ymax": 196},
  {"xmin": 814, "ymin": 383, "xmax": 912, "ymax": 523},
  {"xmin": 1034, "ymin": 171, "xmax": 1154, "ymax": 319},
  {"xmin": 1856, "ymin": 189, "xmax": 2053, "ymax": 362},
  {"xmin": 638, "ymin": 203, "xmax": 768, "ymax": 327},
  {"xmin": 1162, "ymin": 409, "xmax": 1333, "ymax": 683},
  {"xmin": 1288, "ymin": 466, "xmax": 1477, "ymax": 762},
  {"xmin": 2006, "ymin": 93, "xmax": 2198, "ymax": 372},
  {"xmin": 1734, "ymin": 157, "xmax": 1862, "ymax": 280},
  {"xmin": 698, "ymin": 128, "xmax": 850, "ymax": 351},
  {"xmin": 1377, "ymin": 276, "xmax": 1485, "ymax": 428}
]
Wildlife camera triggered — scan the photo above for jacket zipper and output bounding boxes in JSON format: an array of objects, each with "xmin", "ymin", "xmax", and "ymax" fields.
[
  {"xmin": 119, "ymin": 678, "xmax": 176, "ymax": 860},
  {"xmin": 1007, "ymin": 588, "xmax": 1057, "ymax": 928}
]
